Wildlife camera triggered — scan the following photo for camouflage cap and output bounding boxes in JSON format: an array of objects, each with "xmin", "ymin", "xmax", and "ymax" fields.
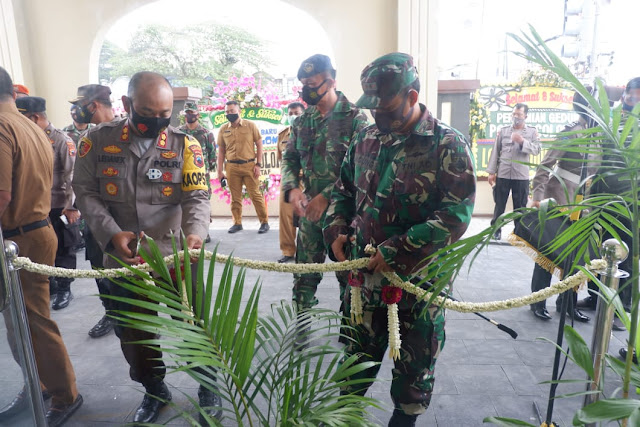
[
  {"xmin": 297, "ymin": 54, "xmax": 336, "ymax": 80},
  {"xmin": 69, "ymin": 84, "xmax": 111, "ymax": 104},
  {"xmin": 183, "ymin": 101, "xmax": 198, "ymax": 112},
  {"xmin": 16, "ymin": 96, "xmax": 46, "ymax": 113},
  {"xmin": 356, "ymin": 53, "xmax": 419, "ymax": 109}
]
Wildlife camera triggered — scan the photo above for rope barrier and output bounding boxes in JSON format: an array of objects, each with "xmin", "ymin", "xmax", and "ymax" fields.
[{"xmin": 10, "ymin": 249, "xmax": 607, "ymax": 314}]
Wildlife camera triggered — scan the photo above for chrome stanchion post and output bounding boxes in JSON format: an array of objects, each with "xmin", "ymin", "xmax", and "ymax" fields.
[
  {"xmin": 583, "ymin": 239, "xmax": 629, "ymax": 417},
  {"xmin": 2, "ymin": 240, "xmax": 47, "ymax": 425}
]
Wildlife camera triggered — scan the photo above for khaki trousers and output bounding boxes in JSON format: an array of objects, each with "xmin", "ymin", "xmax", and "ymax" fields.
[
  {"xmin": 278, "ymin": 189, "xmax": 296, "ymax": 257},
  {"xmin": 226, "ymin": 162, "xmax": 268, "ymax": 225},
  {"xmin": 4, "ymin": 224, "xmax": 78, "ymax": 406}
]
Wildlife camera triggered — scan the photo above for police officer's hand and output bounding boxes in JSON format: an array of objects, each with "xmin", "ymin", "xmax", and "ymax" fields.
[
  {"xmin": 511, "ymin": 132, "xmax": 524, "ymax": 145},
  {"xmin": 63, "ymin": 209, "xmax": 80, "ymax": 224},
  {"xmin": 289, "ymin": 188, "xmax": 307, "ymax": 217},
  {"xmin": 305, "ymin": 194, "xmax": 329, "ymax": 222},
  {"xmin": 112, "ymin": 231, "xmax": 143, "ymax": 265},
  {"xmin": 367, "ymin": 251, "xmax": 393, "ymax": 273},
  {"xmin": 331, "ymin": 234, "xmax": 348, "ymax": 262},
  {"xmin": 488, "ymin": 173, "xmax": 497, "ymax": 187},
  {"xmin": 186, "ymin": 234, "xmax": 203, "ymax": 250}
]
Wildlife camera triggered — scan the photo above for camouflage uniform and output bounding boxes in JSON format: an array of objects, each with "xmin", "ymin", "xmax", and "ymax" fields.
[
  {"xmin": 62, "ymin": 122, "xmax": 92, "ymax": 146},
  {"xmin": 281, "ymin": 90, "xmax": 368, "ymax": 309},
  {"xmin": 323, "ymin": 53, "xmax": 476, "ymax": 417},
  {"xmin": 178, "ymin": 102, "xmax": 217, "ymax": 198}
]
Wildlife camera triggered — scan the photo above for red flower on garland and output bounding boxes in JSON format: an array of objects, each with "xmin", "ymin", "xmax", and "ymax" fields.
[
  {"xmin": 381, "ymin": 286, "xmax": 402, "ymax": 305},
  {"xmin": 348, "ymin": 271, "xmax": 364, "ymax": 287}
]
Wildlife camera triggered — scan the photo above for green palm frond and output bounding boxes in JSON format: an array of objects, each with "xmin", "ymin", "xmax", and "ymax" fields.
[{"xmin": 105, "ymin": 235, "xmax": 381, "ymax": 426}]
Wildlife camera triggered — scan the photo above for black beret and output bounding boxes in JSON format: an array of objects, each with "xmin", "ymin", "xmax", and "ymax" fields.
[
  {"xmin": 16, "ymin": 96, "xmax": 46, "ymax": 113},
  {"xmin": 297, "ymin": 54, "xmax": 336, "ymax": 80}
]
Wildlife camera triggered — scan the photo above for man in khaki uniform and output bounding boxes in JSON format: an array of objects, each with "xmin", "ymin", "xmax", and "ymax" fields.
[
  {"xmin": 0, "ymin": 67, "xmax": 82, "ymax": 427},
  {"xmin": 16, "ymin": 96, "xmax": 80, "ymax": 311},
  {"xmin": 73, "ymin": 72, "xmax": 219, "ymax": 424},
  {"xmin": 69, "ymin": 84, "xmax": 116, "ymax": 338},
  {"xmin": 217, "ymin": 100, "xmax": 270, "ymax": 234},
  {"xmin": 276, "ymin": 102, "xmax": 304, "ymax": 263}
]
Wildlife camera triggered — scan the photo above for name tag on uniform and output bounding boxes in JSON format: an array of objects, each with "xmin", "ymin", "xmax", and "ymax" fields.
[{"xmin": 147, "ymin": 169, "xmax": 162, "ymax": 180}]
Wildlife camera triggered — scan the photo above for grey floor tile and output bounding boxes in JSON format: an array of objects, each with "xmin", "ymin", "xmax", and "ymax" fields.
[{"xmin": 449, "ymin": 364, "xmax": 514, "ymax": 395}]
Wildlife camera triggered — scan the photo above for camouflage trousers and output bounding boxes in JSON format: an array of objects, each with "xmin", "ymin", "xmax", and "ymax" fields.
[
  {"xmin": 292, "ymin": 215, "xmax": 349, "ymax": 310},
  {"xmin": 342, "ymin": 273, "xmax": 446, "ymax": 416}
]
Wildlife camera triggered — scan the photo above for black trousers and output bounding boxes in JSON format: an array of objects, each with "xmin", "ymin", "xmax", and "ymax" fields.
[
  {"xmin": 491, "ymin": 178, "xmax": 529, "ymax": 227},
  {"xmin": 48, "ymin": 208, "xmax": 76, "ymax": 293},
  {"xmin": 530, "ymin": 263, "xmax": 573, "ymax": 310},
  {"xmin": 84, "ymin": 226, "xmax": 112, "ymax": 310}
]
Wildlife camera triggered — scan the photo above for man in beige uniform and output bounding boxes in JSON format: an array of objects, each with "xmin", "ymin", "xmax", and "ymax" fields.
[
  {"xmin": 276, "ymin": 102, "xmax": 304, "ymax": 262},
  {"xmin": 73, "ymin": 72, "xmax": 219, "ymax": 424},
  {"xmin": 0, "ymin": 67, "xmax": 82, "ymax": 427},
  {"xmin": 16, "ymin": 96, "xmax": 80, "ymax": 311},
  {"xmin": 217, "ymin": 100, "xmax": 270, "ymax": 234}
]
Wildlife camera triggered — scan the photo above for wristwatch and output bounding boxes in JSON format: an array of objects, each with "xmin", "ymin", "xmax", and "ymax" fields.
[{"xmin": 256, "ymin": 162, "xmax": 262, "ymax": 167}]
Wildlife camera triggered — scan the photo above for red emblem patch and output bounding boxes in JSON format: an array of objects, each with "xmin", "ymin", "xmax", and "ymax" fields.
[
  {"xmin": 103, "ymin": 145, "xmax": 122, "ymax": 154},
  {"xmin": 105, "ymin": 182, "xmax": 118, "ymax": 196},
  {"xmin": 162, "ymin": 186, "xmax": 173, "ymax": 197},
  {"xmin": 102, "ymin": 167, "xmax": 119, "ymax": 177},
  {"xmin": 188, "ymin": 144, "xmax": 204, "ymax": 168},
  {"xmin": 161, "ymin": 151, "xmax": 177, "ymax": 159},
  {"xmin": 78, "ymin": 137, "xmax": 92, "ymax": 158},
  {"xmin": 137, "ymin": 123, "xmax": 148, "ymax": 133},
  {"xmin": 162, "ymin": 171, "xmax": 173, "ymax": 182}
]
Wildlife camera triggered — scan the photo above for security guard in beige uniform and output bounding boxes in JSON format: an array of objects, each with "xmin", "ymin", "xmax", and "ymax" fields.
[
  {"xmin": 73, "ymin": 72, "xmax": 220, "ymax": 424},
  {"xmin": 16, "ymin": 96, "xmax": 80, "ymax": 311}
]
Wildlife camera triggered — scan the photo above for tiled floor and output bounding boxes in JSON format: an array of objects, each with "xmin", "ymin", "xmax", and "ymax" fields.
[{"xmin": 0, "ymin": 217, "xmax": 635, "ymax": 426}]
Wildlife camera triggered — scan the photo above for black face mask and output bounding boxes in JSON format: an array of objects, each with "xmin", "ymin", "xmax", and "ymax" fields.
[
  {"xmin": 226, "ymin": 113, "xmax": 239, "ymax": 123},
  {"xmin": 127, "ymin": 98, "xmax": 170, "ymax": 138},
  {"xmin": 301, "ymin": 79, "xmax": 329, "ymax": 105},
  {"xmin": 185, "ymin": 112, "xmax": 199, "ymax": 124},
  {"xmin": 622, "ymin": 101, "xmax": 635, "ymax": 112},
  {"xmin": 372, "ymin": 92, "xmax": 414, "ymax": 134},
  {"xmin": 75, "ymin": 103, "xmax": 95, "ymax": 124}
]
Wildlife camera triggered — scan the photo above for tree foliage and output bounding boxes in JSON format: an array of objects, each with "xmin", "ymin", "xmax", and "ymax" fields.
[{"xmin": 99, "ymin": 23, "xmax": 273, "ymax": 90}]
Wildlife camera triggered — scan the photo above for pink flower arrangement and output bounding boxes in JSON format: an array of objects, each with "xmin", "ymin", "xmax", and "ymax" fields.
[{"xmin": 210, "ymin": 173, "xmax": 281, "ymax": 206}]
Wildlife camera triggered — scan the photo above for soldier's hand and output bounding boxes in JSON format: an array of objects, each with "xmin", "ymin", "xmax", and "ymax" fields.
[
  {"xmin": 331, "ymin": 234, "xmax": 348, "ymax": 262},
  {"xmin": 367, "ymin": 251, "xmax": 393, "ymax": 273},
  {"xmin": 305, "ymin": 194, "xmax": 329, "ymax": 222},
  {"xmin": 186, "ymin": 234, "xmax": 203, "ymax": 250},
  {"xmin": 112, "ymin": 231, "xmax": 142, "ymax": 265},
  {"xmin": 289, "ymin": 188, "xmax": 307, "ymax": 217},
  {"xmin": 63, "ymin": 209, "xmax": 80, "ymax": 224},
  {"xmin": 488, "ymin": 173, "xmax": 496, "ymax": 187}
]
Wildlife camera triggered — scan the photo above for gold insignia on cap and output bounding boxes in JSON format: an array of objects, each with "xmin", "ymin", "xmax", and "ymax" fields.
[{"xmin": 304, "ymin": 63, "xmax": 314, "ymax": 73}]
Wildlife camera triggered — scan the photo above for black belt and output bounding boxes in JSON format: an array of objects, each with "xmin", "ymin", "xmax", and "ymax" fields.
[
  {"xmin": 227, "ymin": 159, "xmax": 255, "ymax": 164},
  {"xmin": 3, "ymin": 218, "xmax": 51, "ymax": 238}
]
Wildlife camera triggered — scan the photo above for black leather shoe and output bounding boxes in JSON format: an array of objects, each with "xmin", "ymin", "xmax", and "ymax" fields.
[
  {"xmin": 569, "ymin": 308, "xmax": 590, "ymax": 322},
  {"xmin": 577, "ymin": 296, "xmax": 597, "ymax": 310},
  {"xmin": 45, "ymin": 394, "xmax": 83, "ymax": 427},
  {"xmin": 258, "ymin": 223, "xmax": 270, "ymax": 234},
  {"xmin": 619, "ymin": 347, "xmax": 638, "ymax": 364},
  {"xmin": 133, "ymin": 382, "xmax": 172, "ymax": 424},
  {"xmin": 52, "ymin": 290, "xmax": 73, "ymax": 310},
  {"xmin": 205, "ymin": 234, "xmax": 211, "ymax": 243},
  {"xmin": 492, "ymin": 229, "xmax": 501, "ymax": 240},
  {"xmin": 198, "ymin": 385, "xmax": 222, "ymax": 424},
  {"xmin": 228, "ymin": 224, "xmax": 243, "ymax": 234},
  {"xmin": 0, "ymin": 388, "xmax": 51, "ymax": 420},
  {"xmin": 88, "ymin": 314, "xmax": 114, "ymax": 338},
  {"xmin": 533, "ymin": 307, "xmax": 552, "ymax": 320},
  {"xmin": 388, "ymin": 409, "xmax": 418, "ymax": 427},
  {"xmin": 278, "ymin": 255, "xmax": 294, "ymax": 263}
]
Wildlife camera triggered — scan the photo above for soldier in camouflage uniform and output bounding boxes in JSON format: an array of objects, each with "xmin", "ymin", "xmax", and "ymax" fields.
[
  {"xmin": 281, "ymin": 54, "xmax": 368, "ymax": 316},
  {"xmin": 62, "ymin": 104, "xmax": 93, "ymax": 146},
  {"xmin": 323, "ymin": 53, "xmax": 476, "ymax": 426},
  {"xmin": 177, "ymin": 102, "xmax": 217, "ymax": 177}
]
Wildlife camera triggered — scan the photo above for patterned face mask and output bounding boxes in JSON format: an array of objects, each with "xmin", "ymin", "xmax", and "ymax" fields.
[{"xmin": 301, "ymin": 79, "xmax": 329, "ymax": 105}]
